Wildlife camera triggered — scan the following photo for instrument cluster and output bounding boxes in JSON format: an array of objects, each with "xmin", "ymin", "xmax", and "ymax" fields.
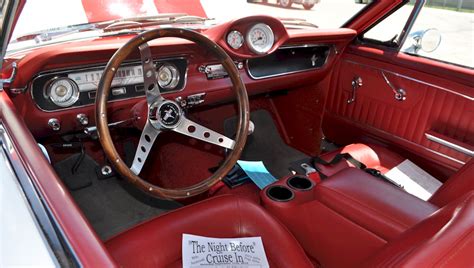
[
  {"xmin": 32, "ymin": 58, "xmax": 187, "ymax": 111},
  {"xmin": 226, "ymin": 23, "xmax": 276, "ymax": 55}
]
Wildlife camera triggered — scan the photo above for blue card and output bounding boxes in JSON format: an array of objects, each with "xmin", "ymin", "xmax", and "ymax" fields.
[{"xmin": 237, "ymin": 160, "xmax": 277, "ymax": 189}]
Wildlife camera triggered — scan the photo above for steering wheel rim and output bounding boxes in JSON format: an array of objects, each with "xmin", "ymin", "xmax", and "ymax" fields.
[{"xmin": 96, "ymin": 28, "xmax": 249, "ymax": 199}]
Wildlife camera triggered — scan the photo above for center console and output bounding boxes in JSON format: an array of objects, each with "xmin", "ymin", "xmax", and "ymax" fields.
[{"xmin": 260, "ymin": 168, "xmax": 439, "ymax": 267}]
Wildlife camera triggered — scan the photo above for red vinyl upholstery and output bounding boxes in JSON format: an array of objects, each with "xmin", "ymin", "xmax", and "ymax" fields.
[
  {"xmin": 316, "ymin": 143, "xmax": 404, "ymax": 177},
  {"xmin": 289, "ymin": 168, "xmax": 471, "ymax": 267},
  {"xmin": 318, "ymin": 144, "xmax": 474, "ymax": 206},
  {"xmin": 363, "ymin": 191, "xmax": 474, "ymax": 267},
  {"xmin": 429, "ymin": 159, "xmax": 474, "ymax": 207},
  {"xmin": 105, "ymin": 195, "xmax": 313, "ymax": 268},
  {"xmin": 314, "ymin": 168, "xmax": 438, "ymax": 241}
]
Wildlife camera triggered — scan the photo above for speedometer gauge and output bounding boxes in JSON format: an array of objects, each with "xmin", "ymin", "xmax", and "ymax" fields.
[
  {"xmin": 46, "ymin": 77, "xmax": 79, "ymax": 107},
  {"xmin": 246, "ymin": 23, "xmax": 274, "ymax": 55},
  {"xmin": 227, "ymin": 30, "xmax": 244, "ymax": 49}
]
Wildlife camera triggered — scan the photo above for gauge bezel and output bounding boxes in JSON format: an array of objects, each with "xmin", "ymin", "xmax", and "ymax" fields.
[
  {"xmin": 157, "ymin": 63, "xmax": 180, "ymax": 90},
  {"xmin": 246, "ymin": 23, "xmax": 275, "ymax": 55},
  {"xmin": 45, "ymin": 77, "xmax": 80, "ymax": 107},
  {"xmin": 226, "ymin": 30, "xmax": 244, "ymax": 50}
]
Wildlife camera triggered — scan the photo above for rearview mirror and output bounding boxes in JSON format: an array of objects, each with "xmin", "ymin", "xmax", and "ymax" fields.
[{"xmin": 403, "ymin": 28, "xmax": 442, "ymax": 54}]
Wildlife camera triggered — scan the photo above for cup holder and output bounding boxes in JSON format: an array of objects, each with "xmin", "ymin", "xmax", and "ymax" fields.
[
  {"xmin": 266, "ymin": 185, "xmax": 294, "ymax": 202},
  {"xmin": 287, "ymin": 176, "xmax": 314, "ymax": 191}
]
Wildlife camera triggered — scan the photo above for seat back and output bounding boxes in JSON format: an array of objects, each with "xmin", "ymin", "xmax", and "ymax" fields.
[
  {"xmin": 430, "ymin": 159, "xmax": 474, "ymax": 207},
  {"xmin": 363, "ymin": 191, "xmax": 474, "ymax": 267}
]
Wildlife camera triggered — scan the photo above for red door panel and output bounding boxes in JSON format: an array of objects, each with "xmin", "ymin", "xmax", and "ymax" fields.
[{"xmin": 324, "ymin": 46, "xmax": 473, "ymax": 178}]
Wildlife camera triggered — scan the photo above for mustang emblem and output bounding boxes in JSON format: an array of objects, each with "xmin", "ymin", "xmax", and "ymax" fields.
[
  {"xmin": 158, "ymin": 102, "xmax": 181, "ymax": 126},
  {"xmin": 163, "ymin": 108, "xmax": 176, "ymax": 121}
]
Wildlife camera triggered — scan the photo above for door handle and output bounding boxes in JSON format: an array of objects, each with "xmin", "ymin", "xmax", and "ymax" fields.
[{"xmin": 347, "ymin": 76, "xmax": 363, "ymax": 104}]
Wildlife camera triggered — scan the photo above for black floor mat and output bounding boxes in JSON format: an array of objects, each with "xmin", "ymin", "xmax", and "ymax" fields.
[
  {"xmin": 224, "ymin": 110, "xmax": 308, "ymax": 178},
  {"xmin": 54, "ymin": 154, "xmax": 182, "ymax": 240}
]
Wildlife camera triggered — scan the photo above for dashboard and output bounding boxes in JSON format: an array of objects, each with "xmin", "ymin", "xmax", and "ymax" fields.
[{"xmin": 3, "ymin": 16, "xmax": 357, "ymax": 137}]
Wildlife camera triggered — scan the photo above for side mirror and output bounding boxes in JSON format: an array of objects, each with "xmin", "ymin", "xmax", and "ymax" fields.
[{"xmin": 403, "ymin": 28, "xmax": 442, "ymax": 54}]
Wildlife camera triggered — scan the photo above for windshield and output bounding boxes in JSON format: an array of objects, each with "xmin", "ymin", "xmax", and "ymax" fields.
[{"xmin": 9, "ymin": 0, "xmax": 368, "ymax": 52}]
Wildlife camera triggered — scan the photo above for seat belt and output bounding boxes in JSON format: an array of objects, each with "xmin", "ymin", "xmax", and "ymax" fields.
[{"xmin": 311, "ymin": 153, "xmax": 404, "ymax": 189}]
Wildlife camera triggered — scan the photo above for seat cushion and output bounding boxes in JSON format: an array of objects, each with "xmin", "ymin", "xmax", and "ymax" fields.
[
  {"xmin": 105, "ymin": 195, "xmax": 313, "ymax": 268},
  {"xmin": 429, "ymin": 159, "xmax": 474, "ymax": 207},
  {"xmin": 363, "ymin": 191, "xmax": 474, "ymax": 267},
  {"xmin": 314, "ymin": 168, "xmax": 438, "ymax": 241},
  {"xmin": 316, "ymin": 143, "xmax": 404, "ymax": 177}
]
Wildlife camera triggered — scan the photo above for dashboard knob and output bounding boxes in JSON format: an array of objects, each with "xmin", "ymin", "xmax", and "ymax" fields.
[
  {"xmin": 76, "ymin": 113, "xmax": 89, "ymax": 126},
  {"xmin": 48, "ymin": 118, "xmax": 61, "ymax": 131}
]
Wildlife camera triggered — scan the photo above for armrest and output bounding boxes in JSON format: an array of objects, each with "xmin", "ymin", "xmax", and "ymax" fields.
[{"xmin": 314, "ymin": 168, "xmax": 438, "ymax": 241}]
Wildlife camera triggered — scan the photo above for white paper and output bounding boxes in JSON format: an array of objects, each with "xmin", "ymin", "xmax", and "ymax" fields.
[
  {"xmin": 182, "ymin": 234, "xmax": 270, "ymax": 268},
  {"xmin": 385, "ymin": 159, "xmax": 442, "ymax": 201}
]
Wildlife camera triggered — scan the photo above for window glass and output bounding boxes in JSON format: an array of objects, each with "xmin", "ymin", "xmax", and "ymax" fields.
[
  {"xmin": 9, "ymin": 0, "xmax": 370, "ymax": 53},
  {"xmin": 364, "ymin": 1, "xmax": 473, "ymax": 68},
  {"xmin": 363, "ymin": 4, "xmax": 414, "ymax": 44}
]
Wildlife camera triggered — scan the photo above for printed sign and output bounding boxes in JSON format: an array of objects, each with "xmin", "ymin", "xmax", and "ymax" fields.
[{"xmin": 182, "ymin": 234, "xmax": 270, "ymax": 268}]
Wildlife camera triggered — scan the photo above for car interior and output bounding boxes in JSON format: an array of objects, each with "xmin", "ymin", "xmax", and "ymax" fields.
[{"xmin": 0, "ymin": 0, "xmax": 473, "ymax": 267}]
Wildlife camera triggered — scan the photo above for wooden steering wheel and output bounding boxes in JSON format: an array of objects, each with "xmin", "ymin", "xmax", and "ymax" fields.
[{"xmin": 96, "ymin": 28, "xmax": 249, "ymax": 199}]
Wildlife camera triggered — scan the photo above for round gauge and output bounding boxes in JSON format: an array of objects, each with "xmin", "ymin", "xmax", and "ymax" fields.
[
  {"xmin": 47, "ymin": 77, "xmax": 79, "ymax": 107},
  {"xmin": 227, "ymin": 30, "xmax": 244, "ymax": 50},
  {"xmin": 246, "ymin": 23, "xmax": 275, "ymax": 55},
  {"xmin": 157, "ymin": 63, "xmax": 180, "ymax": 90}
]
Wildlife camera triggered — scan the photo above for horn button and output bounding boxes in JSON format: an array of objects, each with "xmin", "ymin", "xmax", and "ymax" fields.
[{"xmin": 149, "ymin": 100, "xmax": 182, "ymax": 129}]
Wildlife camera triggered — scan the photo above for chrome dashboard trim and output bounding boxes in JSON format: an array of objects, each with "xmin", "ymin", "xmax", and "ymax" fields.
[
  {"xmin": 0, "ymin": 124, "xmax": 78, "ymax": 267},
  {"xmin": 246, "ymin": 44, "xmax": 333, "ymax": 80},
  {"xmin": 425, "ymin": 133, "xmax": 474, "ymax": 157},
  {"xmin": 344, "ymin": 60, "xmax": 474, "ymax": 101},
  {"xmin": 30, "ymin": 56, "xmax": 188, "ymax": 113}
]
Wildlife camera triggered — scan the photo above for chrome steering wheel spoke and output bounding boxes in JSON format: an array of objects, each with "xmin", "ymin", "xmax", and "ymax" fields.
[
  {"xmin": 173, "ymin": 116, "xmax": 235, "ymax": 150},
  {"xmin": 139, "ymin": 42, "xmax": 164, "ymax": 105},
  {"xmin": 130, "ymin": 121, "xmax": 161, "ymax": 175}
]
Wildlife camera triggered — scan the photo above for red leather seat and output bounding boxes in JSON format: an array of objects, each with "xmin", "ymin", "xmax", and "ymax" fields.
[
  {"xmin": 105, "ymin": 195, "xmax": 313, "ymax": 268},
  {"xmin": 318, "ymin": 143, "xmax": 474, "ymax": 206},
  {"xmin": 429, "ymin": 158, "xmax": 474, "ymax": 207},
  {"xmin": 291, "ymin": 168, "xmax": 438, "ymax": 267},
  {"xmin": 315, "ymin": 168, "xmax": 438, "ymax": 241},
  {"xmin": 363, "ymin": 191, "xmax": 474, "ymax": 267},
  {"xmin": 283, "ymin": 167, "xmax": 473, "ymax": 267}
]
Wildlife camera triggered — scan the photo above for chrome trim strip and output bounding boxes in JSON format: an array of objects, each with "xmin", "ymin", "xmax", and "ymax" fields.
[
  {"xmin": 344, "ymin": 60, "xmax": 474, "ymax": 101},
  {"xmin": 0, "ymin": 124, "xmax": 78, "ymax": 267},
  {"xmin": 423, "ymin": 146, "xmax": 465, "ymax": 165},
  {"xmin": 30, "ymin": 56, "xmax": 188, "ymax": 113},
  {"xmin": 425, "ymin": 133, "xmax": 474, "ymax": 157},
  {"xmin": 246, "ymin": 44, "xmax": 332, "ymax": 80}
]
